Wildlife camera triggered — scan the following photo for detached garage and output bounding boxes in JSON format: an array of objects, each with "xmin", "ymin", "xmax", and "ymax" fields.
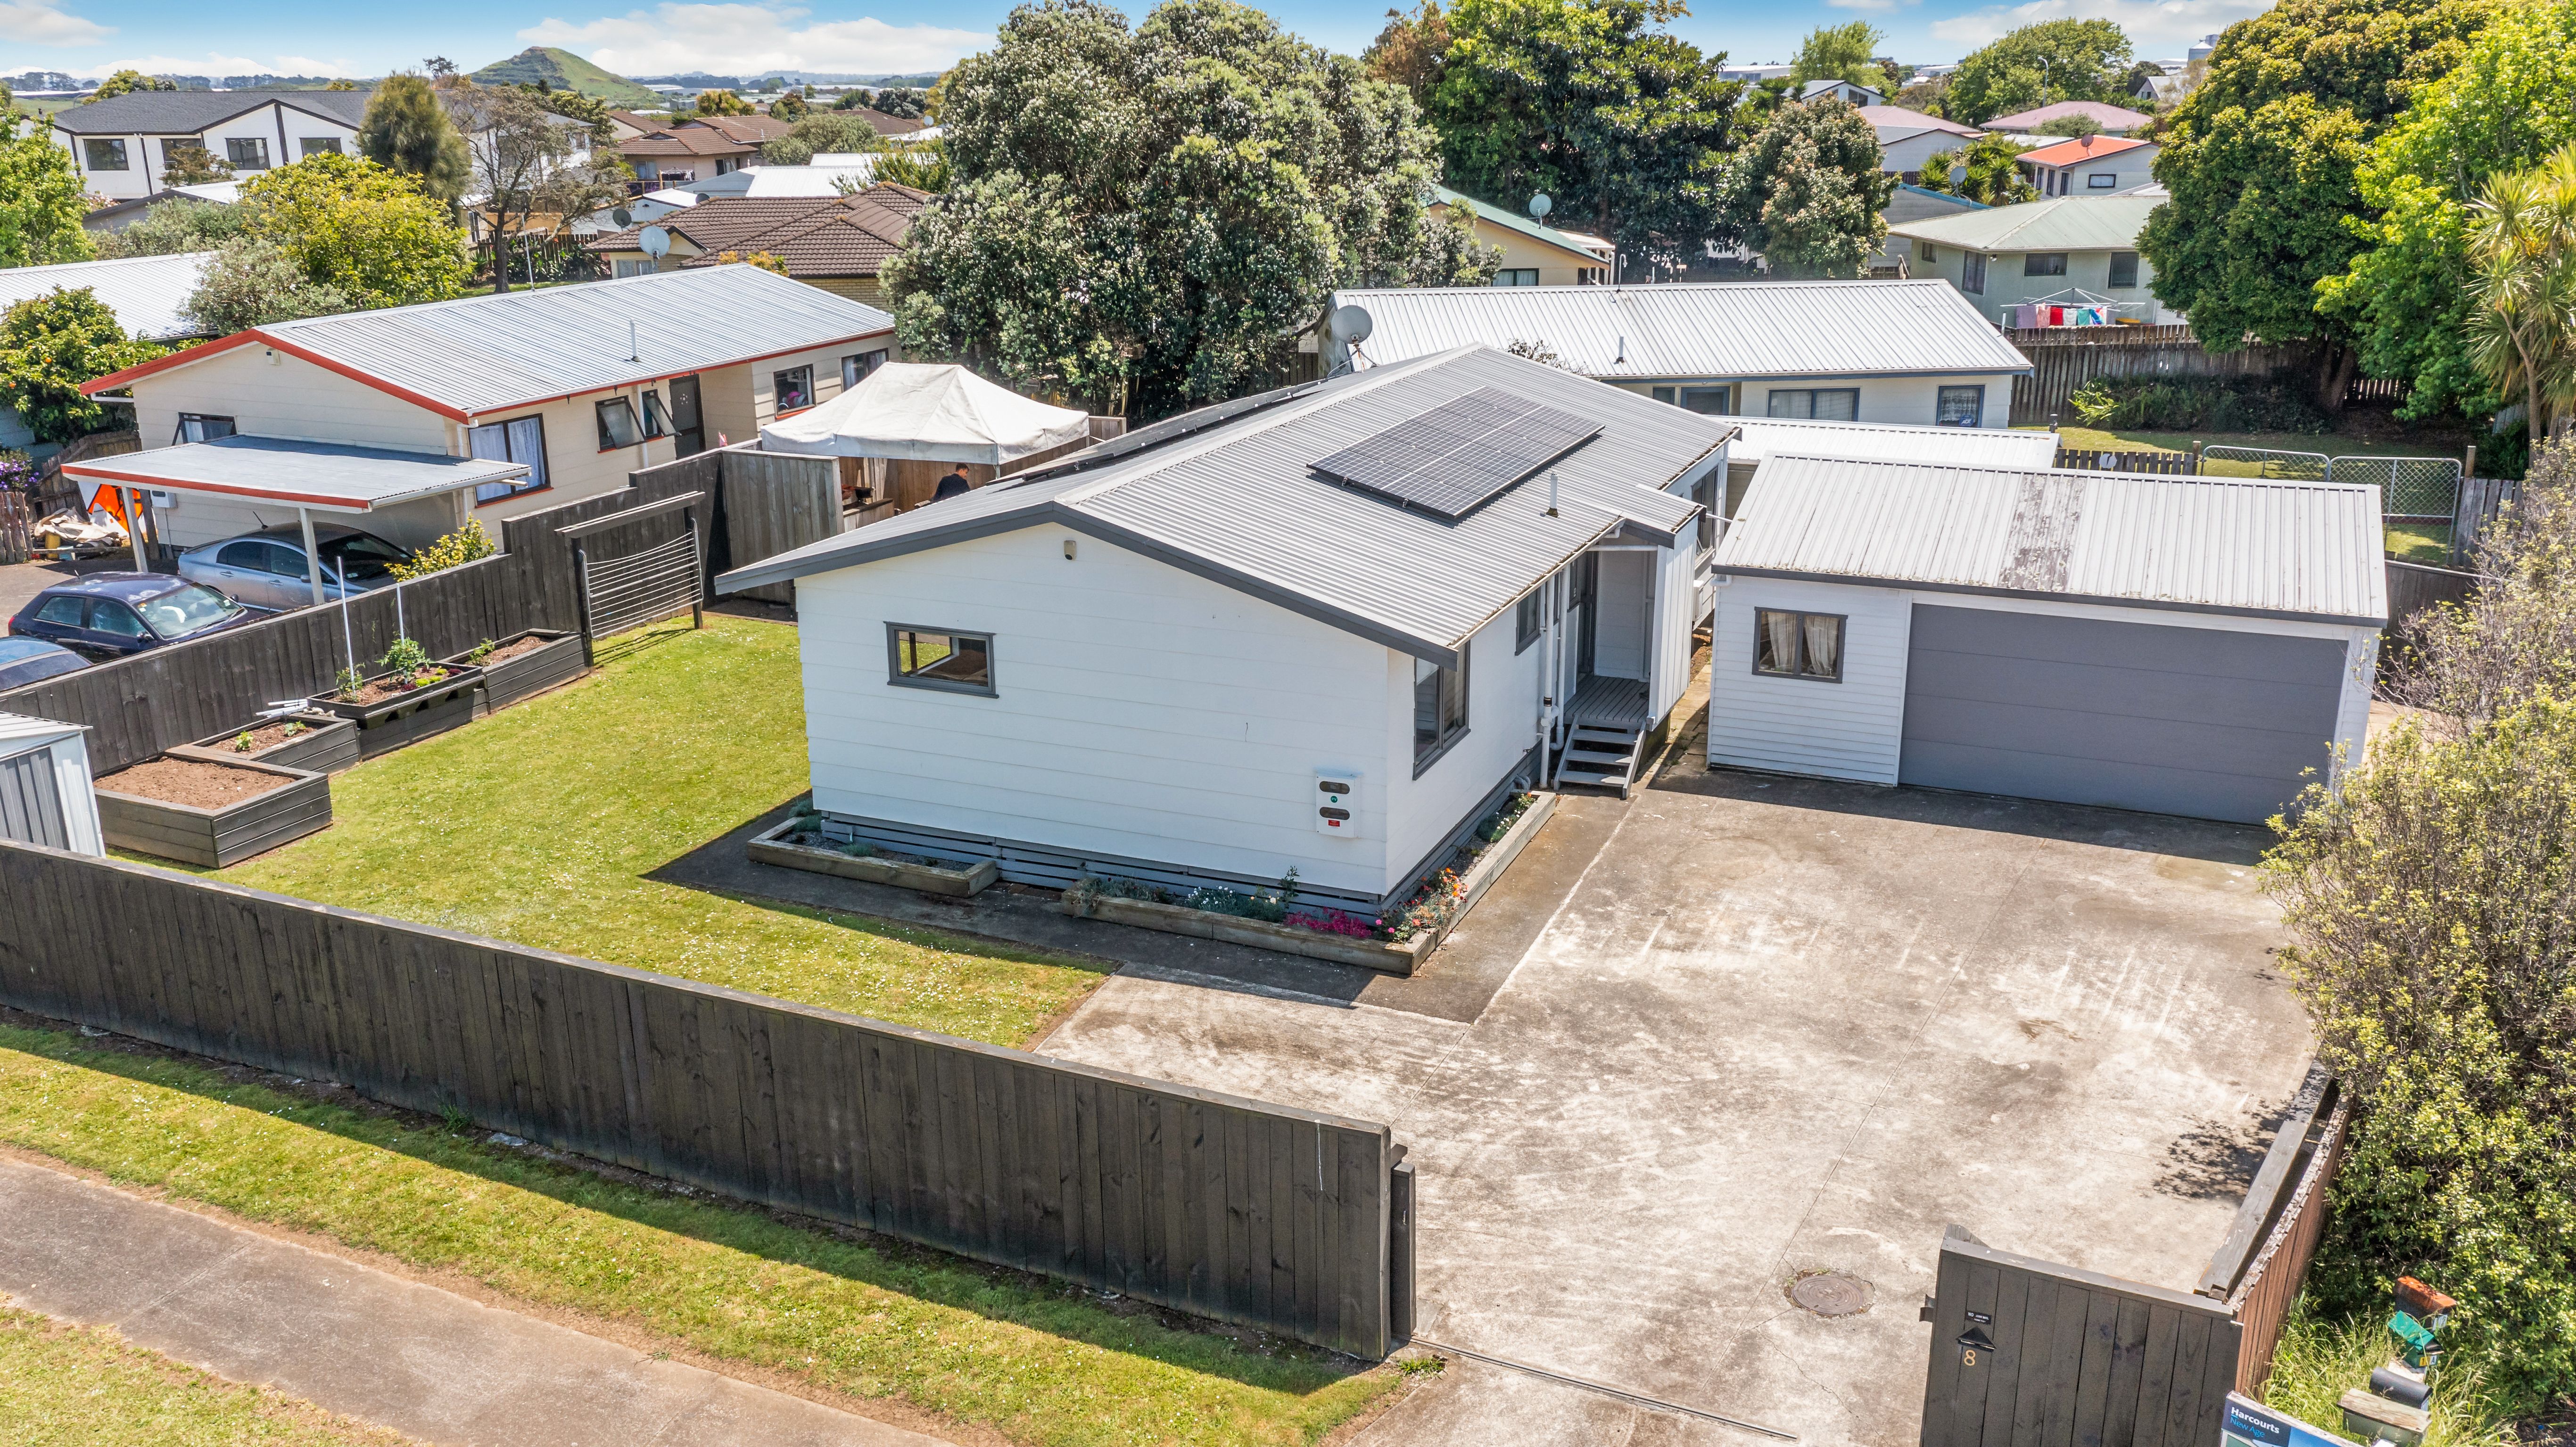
[{"xmin": 1705, "ymin": 456, "xmax": 2385, "ymax": 824}]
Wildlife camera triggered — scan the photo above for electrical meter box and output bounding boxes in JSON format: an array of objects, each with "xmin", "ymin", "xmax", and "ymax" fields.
[{"xmin": 1314, "ymin": 774, "xmax": 1358, "ymax": 836}]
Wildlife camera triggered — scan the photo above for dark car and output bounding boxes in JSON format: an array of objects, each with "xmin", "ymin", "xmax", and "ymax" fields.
[
  {"xmin": 0, "ymin": 637, "xmax": 87, "ymax": 689},
  {"xmin": 6, "ymin": 573, "xmax": 274, "ymax": 660}
]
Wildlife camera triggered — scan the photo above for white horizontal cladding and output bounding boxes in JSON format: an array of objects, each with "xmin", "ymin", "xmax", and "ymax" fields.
[
  {"xmin": 1379, "ymin": 602, "xmax": 1545, "ymax": 887},
  {"xmin": 1707, "ymin": 576, "xmax": 1913, "ymax": 784},
  {"xmin": 795, "ymin": 526, "xmax": 1397, "ymax": 897},
  {"xmin": 1752, "ymin": 374, "xmax": 2015, "ymax": 430}
]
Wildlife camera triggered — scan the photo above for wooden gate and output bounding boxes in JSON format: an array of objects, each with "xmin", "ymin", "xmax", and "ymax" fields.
[{"xmin": 1921, "ymin": 1226, "xmax": 2241, "ymax": 1447}]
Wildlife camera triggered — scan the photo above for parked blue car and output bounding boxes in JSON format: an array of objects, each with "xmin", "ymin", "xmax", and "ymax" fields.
[
  {"xmin": 0, "ymin": 637, "xmax": 87, "ymax": 689},
  {"xmin": 6, "ymin": 573, "xmax": 274, "ymax": 660}
]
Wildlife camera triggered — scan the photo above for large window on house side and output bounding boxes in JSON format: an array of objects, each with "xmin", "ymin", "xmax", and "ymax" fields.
[
  {"xmin": 841, "ymin": 349, "xmax": 888, "ymax": 388},
  {"xmin": 1413, "ymin": 647, "xmax": 1470, "ymax": 773},
  {"xmin": 1961, "ymin": 251, "xmax": 1987, "ymax": 294},
  {"xmin": 466, "ymin": 415, "xmax": 549, "ymax": 504},
  {"xmin": 84, "ymin": 139, "xmax": 128, "ymax": 171},
  {"xmin": 2108, "ymin": 251, "xmax": 2140, "ymax": 288},
  {"xmin": 887, "ymin": 626, "xmax": 995, "ymax": 696},
  {"xmin": 224, "ymin": 137, "xmax": 271, "ymax": 171},
  {"xmin": 2024, "ymin": 252, "xmax": 2068, "ymax": 277},
  {"xmin": 774, "ymin": 364, "xmax": 815, "ymax": 413},
  {"xmin": 1679, "ymin": 386, "xmax": 1730, "ymax": 415},
  {"xmin": 175, "ymin": 413, "xmax": 235, "ymax": 443},
  {"xmin": 1754, "ymin": 608, "xmax": 1844, "ymax": 682},
  {"xmin": 1492, "ymin": 269, "xmax": 1540, "ymax": 287},
  {"xmin": 1935, "ymin": 386, "xmax": 1984, "ymax": 427},
  {"xmin": 596, "ymin": 396, "xmax": 645, "ymax": 450},
  {"xmin": 299, "ymin": 137, "xmax": 341, "ymax": 156},
  {"xmin": 1766, "ymin": 388, "xmax": 1859, "ymax": 421}
]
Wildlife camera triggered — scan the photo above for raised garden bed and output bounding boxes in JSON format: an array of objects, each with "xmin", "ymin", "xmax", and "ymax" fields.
[
  {"xmin": 1057, "ymin": 791, "xmax": 1561, "ymax": 976},
  {"xmin": 749, "ymin": 818, "xmax": 1000, "ymax": 897},
  {"xmin": 310, "ymin": 665, "xmax": 483, "ymax": 760},
  {"xmin": 95, "ymin": 755, "xmax": 331, "ymax": 868},
  {"xmin": 169, "ymin": 712, "xmax": 358, "ymax": 774},
  {"xmin": 446, "ymin": 630, "xmax": 587, "ymax": 714}
]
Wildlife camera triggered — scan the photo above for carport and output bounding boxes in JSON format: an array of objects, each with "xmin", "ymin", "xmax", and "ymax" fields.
[
  {"xmin": 1704, "ymin": 455, "xmax": 2385, "ymax": 823},
  {"xmin": 60, "ymin": 436, "xmax": 528, "ymax": 606}
]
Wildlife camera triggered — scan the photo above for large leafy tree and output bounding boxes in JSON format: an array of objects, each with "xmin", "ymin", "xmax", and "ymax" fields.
[
  {"xmin": 1426, "ymin": 0, "xmax": 1745, "ymax": 261},
  {"xmin": 763, "ymin": 112, "xmax": 892, "ymax": 165},
  {"xmin": 1363, "ymin": 0, "xmax": 1451, "ymax": 104},
  {"xmin": 359, "ymin": 74, "xmax": 472, "ymax": 206},
  {"xmin": 185, "ymin": 238, "xmax": 356, "ymax": 335},
  {"xmin": 1788, "ymin": 22, "xmax": 1887, "ymax": 92},
  {"xmin": 440, "ymin": 83, "xmax": 625, "ymax": 293},
  {"xmin": 230, "ymin": 153, "xmax": 471, "ymax": 313},
  {"xmin": 2142, "ymin": 0, "xmax": 2493, "ymax": 407},
  {"xmin": 0, "ymin": 290, "xmax": 166, "ymax": 444},
  {"xmin": 2318, "ymin": 0, "xmax": 2573, "ymax": 424},
  {"xmin": 92, "ymin": 198, "xmax": 248, "ymax": 259},
  {"xmin": 86, "ymin": 70, "xmax": 175, "ymax": 102},
  {"xmin": 887, "ymin": 0, "xmax": 1495, "ymax": 419},
  {"xmin": 1941, "ymin": 20, "xmax": 2133, "ymax": 126},
  {"xmin": 0, "ymin": 110, "xmax": 93, "ymax": 269},
  {"xmin": 1714, "ymin": 98, "xmax": 1892, "ymax": 278}
]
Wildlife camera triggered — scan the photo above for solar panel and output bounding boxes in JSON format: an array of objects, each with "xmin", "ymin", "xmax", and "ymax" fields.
[{"xmin": 1311, "ymin": 387, "xmax": 1601, "ymax": 518}]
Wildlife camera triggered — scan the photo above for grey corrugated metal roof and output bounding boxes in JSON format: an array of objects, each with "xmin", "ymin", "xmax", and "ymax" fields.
[
  {"xmin": 49, "ymin": 89, "xmax": 371, "ymax": 135},
  {"xmin": 1727, "ymin": 417, "xmax": 2061, "ymax": 467},
  {"xmin": 0, "ymin": 252, "xmax": 212, "ymax": 340},
  {"xmin": 721, "ymin": 346, "xmax": 1728, "ymax": 664},
  {"xmin": 1888, "ymin": 197, "xmax": 2158, "ymax": 254},
  {"xmin": 1338, "ymin": 281, "xmax": 2030, "ymax": 382},
  {"xmin": 62, "ymin": 435, "xmax": 526, "ymax": 512},
  {"xmin": 1715, "ymin": 455, "xmax": 2386, "ymax": 625}
]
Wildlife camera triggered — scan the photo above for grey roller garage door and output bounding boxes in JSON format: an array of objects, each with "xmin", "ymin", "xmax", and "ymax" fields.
[{"xmin": 1900, "ymin": 605, "xmax": 2347, "ymax": 823}]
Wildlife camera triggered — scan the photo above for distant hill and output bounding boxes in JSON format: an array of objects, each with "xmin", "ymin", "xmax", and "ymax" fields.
[{"xmin": 470, "ymin": 47, "xmax": 663, "ymax": 108}]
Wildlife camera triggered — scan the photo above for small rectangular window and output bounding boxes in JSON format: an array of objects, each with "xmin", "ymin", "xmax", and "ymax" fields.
[
  {"xmin": 1679, "ymin": 386, "xmax": 1730, "ymax": 416},
  {"xmin": 1918, "ymin": 242, "xmax": 1937, "ymax": 263},
  {"xmin": 1651, "ymin": 386, "xmax": 1676, "ymax": 405},
  {"xmin": 1412, "ymin": 647, "xmax": 1470, "ymax": 771},
  {"xmin": 84, "ymin": 139, "xmax": 129, "ymax": 171},
  {"xmin": 887, "ymin": 625, "xmax": 996, "ymax": 696},
  {"xmin": 1961, "ymin": 251, "xmax": 1987, "ymax": 295},
  {"xmin": 299, "ymin": 137, "xmax": 342, "ymax": 156},
  {"xmin": 2087, "ymin": 172, "xmax": 2116, "ymax": 189},
  {"xmin": 2108, "ymin": 251, "xmax": 2140, "ymax": 288},
  {"xmin": 1766, "ymin": 388, "xmax": 1859, "ymax": 421},
  {"xmin": 641, "ymin": 389, "xmax": 670, "ymax": 437},
  {"xmin": 1492, "ymin": 269, "xmax": 1539, "ymax": 287},
  {"xmin": 773, "ymin": 364, "xmax": 814, "ymax": 413},
  {"xmin": 841, "ymin": 349, "xmax": 888, "ymax": 388},
  {"xmin": 612, "ymin": 258, "xmax": 653, "ymax": 278},
  {"xmin": 1754, "ymin": 609, "xmax": 1844, "ymax": 683},
  {"xmin": 1515, "ymin": 592, "xmax": 1543, "ymax": 653},
  {"xmin": 596, "ymin": 397, "xmax": 644, "ymax": 450},
  {"xmin": 1936, "ymin": 386, "xmax": 1984, "ymax": 427},
  {"xmin": 224, "ymin": 136, "xmax": 271, "ymax": 171},
  {"xmin": 2024, "ymin": 252, "xmax": 2068, "ymax": 278},
  {"xmin": 176, "ymin": 413, "xmax": 235, "ymax": 443}
]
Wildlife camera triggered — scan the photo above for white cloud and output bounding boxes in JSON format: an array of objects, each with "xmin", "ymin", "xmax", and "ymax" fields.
[
  {"xmin": 2, "ymin": 0, "xmax": 111, "ymax": 47},
  {"xmin": 92, "ymin": 52, "xmax": 363, "ymax": 76},
  {"xmin": 521, "ymin": 4, "xmax": 985, "ymax": 78},
  {"xmin": 1929, "ymin": 0, "xmax": 2261, "ymax": 52}
]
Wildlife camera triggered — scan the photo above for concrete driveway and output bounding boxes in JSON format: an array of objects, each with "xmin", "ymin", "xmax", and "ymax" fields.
[{"xmin": 1040, "ymin": 713, "xmax": 2314, "ymax": 1446}]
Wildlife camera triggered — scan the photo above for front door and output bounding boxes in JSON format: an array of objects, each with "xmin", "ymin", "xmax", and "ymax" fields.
[
  {"xmin": 1571, "ymin": 551, "xmax": 1598, "ymax": 680},
  {"xmin": 669, "ymin": 374, "xmax": 705, "ymax": 457}
]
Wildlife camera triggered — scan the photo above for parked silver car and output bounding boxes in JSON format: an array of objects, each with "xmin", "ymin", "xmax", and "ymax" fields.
[{"xmin": 176, "ymin": 526, "xmax": 414, "ymax": 610}]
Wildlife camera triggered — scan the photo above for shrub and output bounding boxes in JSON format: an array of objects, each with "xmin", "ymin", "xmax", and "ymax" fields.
[
  {"xmin": 388, "ymin": 519, "xmax": 495, "ymax": 581},
  {"xmin": 2065, "ymin": 373, "xmax": 2330, "ymax": 433},
  {"xmin": 379, "ymin": 636, "xmax": 431, "ymax": 678}
]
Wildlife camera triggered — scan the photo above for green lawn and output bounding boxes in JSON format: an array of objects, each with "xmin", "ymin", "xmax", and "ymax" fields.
[
  {"xmin": 0, "ymin": 1022, "xmax": 1402, "ymax": 1447},
  {"xmin": 198, "ymin": 615, "xmax": 1102, "ymax": 1049},
  {"xmin": 0, "ymin": 1307, "xmax": 412, "ymax": 1447}
]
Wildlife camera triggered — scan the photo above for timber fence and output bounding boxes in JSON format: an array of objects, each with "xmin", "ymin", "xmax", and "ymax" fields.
[
  {"xmin": 0, "ymin": 839, "xmax": 1403, "ymax": 1358},
  {"xmin": 2196, "ymin": 1062, "xmax": 2350, "ymax": 1395},
  {"xmin": 2007, "ymin": 327, "xmax": 2320, "ymax": 427}
]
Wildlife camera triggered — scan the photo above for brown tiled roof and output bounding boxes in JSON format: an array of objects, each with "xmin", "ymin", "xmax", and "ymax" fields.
[
  {"xmin": 587, "ymin": 185, "xmax": 932, "ymax": 279},
  {"xmin": 853, "ymin": 108, "xmax": 927, "ymax": 136},
  {"xmin": 621, "ymin": 128, "xmax": 758, "ymax": 159},
  {"xmin": 683, "ymin": 113, "xmax": 797, "ymax": 143}
]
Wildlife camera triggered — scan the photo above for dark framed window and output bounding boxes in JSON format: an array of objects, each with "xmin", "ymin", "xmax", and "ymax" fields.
[
  {"xmin": 1412, "ymin": 645, "xmax": 1470, "ymax": 773},
  {"xmin": 1651, "ymin": 386, "xmax": 1676, "ymax": 405},
  {"xmin": 596, "ymin": 396, "xmax": 644, "ymax": 450},
  {"xmin": 2087, "ymin": 172, "xmax": 2117, "ymax": 189},
  {"xmin": 175, "ymin": 413, "xmax": 235, "ymax": 443},
  {"xmin": 1754, "ymin": 608, "xmax": 1844, "ymax": 683},
  {"xmin": 887, "ymin": 625, "xmax": 996, "ymax": 696},
  {"xmin": 774, "ymin": 364, "xmax": 815, "ymax": 413},
  {"xmin": 641, "ymin": 389, "xmax": 671, "ymax": 437},
  {"xmin": 224, "ymin": 136, "xmax": 271, "ymax": 171},
  {"xmin": 1515, "ymin": 592, "xmax": 1543, "ymax": 653},
  {"xmin": 1918, "ymin": 242, "xmax": 1937, "ymax": 263},
  {"xmin": 841, "ymin": 349, "xmax": 888, "ymax": 388},
  {"xmin": 1961, "ymin": 251, "xmax": 1987, "ymax": 295},
  {"xmin": 1679, "ymin": 386, "xmax": 1730, "ymax": 416},
  {"xmin": 2024, "ymin": 252, "xmax": 2068, "ymax": 278},
  {"xmin": 2108, "ymin": 251, "xmax": 2140, "ymax": 288},
  {"xmin": 299, "ymin": 136, "xmax": 341, "ymax": 156},
  {"xmin": 1935, "ymin": 386, "xmax": 1984, "ymax": 427},
  {"xmin": 1492, "ymin": 269, "xmax": 1539, "ymax": 286},
  {"xmin": 83, "ymin": 139, "xmax": 128, "ymax": 171},
  {"xmin": 466, "ymin": 415, "xmax": 548, "ymax": 504},
  {"xmin": 1767, "ymin": 388, "xmax": 1859, "ymax": 421}
]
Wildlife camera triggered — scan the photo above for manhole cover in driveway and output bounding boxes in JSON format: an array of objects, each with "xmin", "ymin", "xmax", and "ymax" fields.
[{"xmin": 1789, "ymin": 1272, "xmax": 1874, "ymax": 1317}]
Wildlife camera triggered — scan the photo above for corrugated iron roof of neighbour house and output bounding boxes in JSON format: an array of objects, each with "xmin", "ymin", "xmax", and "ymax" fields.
[
  {"xmin": 1889, "ymin": 196, "xmax": 2159, "ymax": 253},
  {"xmin": 0, "ymin": 252, "xmax": 213, "ymax": 340},
  {"xmin": 48, "ymin": 88, "xmax": 371, "ymax": 134},
  {"xmin": 720, "ymin": 346, "xmax": 1728, "ymax": 663},
  {"xmin": 1336, "ymin": 281, "xmax": 2031, "ymax": 382},
  {"xmin": 88, "ymin": 265, "xmax": 893, "ymax": 419},
  {"xmin": 1716, "ymin": 455, "xmax": 2387, "ymax": 625},
  {"xmin": 1727, "ymin": 417, "xmax": 2061, "ymax": 467}
]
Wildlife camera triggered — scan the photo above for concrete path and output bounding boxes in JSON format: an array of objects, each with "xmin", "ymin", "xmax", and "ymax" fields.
[{"xmin": 0, "ymin": 1156, "xmax": 948, "ymax": 1447}]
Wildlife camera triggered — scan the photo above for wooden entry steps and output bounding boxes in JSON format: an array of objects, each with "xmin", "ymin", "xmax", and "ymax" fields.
[{"xmin": 1556, "ymin": 723, "xmax": 1646, "ymax": 798}]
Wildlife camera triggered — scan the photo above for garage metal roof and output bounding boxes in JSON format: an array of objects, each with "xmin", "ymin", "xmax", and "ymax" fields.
[
  {"xmin": 1334, "ymin": 280, "xmax": 2031, "ymax": 382},
  {"xmin": 0, "ymin": 252, "xmax": 213, "ymax": 341},
  {"xmin": 720, "ymin": 346, "xmax": 1726, "ymax": 665},
  {"xmin": 81, "ymin": 265, "xmax": 894, "ymax": 421},
  {"xmin": 1717, "ymin": 455, "xmax": 2387, "ymax": 625},
  {"xmin": 62, "ymin": 436, "xmax": 528, "ymax": 512},
  {"xmin": 1727, "ymin": 417, "xmax": 2061, "ymax": 468}
]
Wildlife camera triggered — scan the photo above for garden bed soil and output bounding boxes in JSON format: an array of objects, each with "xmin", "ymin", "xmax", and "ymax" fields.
[
  {"xmin": 99, "ymin": 757, "xmax": 290, "ymax": 808},
  {"xmin": 94, "ymin": 756, "xmax": 331, "ymax": 868},
  {"xmin": 748, "ymin": 819, "xmax": 1001, "ymax": 897},
  {"xmin": 169, "ymin": 713, "xmax": 359, "ymax": 774},
  {"xmin": 446, "ymin": 630, "xmax": 586, "ymax": 714},
  {"xmin": 336, "ymin": 670, "xmax": 465, "ymax": 707}
]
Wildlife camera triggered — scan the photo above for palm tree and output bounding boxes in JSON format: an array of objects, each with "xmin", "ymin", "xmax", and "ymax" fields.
[{"xmin": 2466, "ymin": 144, "xmax": 2576, "ymax": 443}]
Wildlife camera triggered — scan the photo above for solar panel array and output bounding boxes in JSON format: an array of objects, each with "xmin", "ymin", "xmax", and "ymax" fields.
[{"xmin": 1311, "ymin": 386, "xmax": 1602, "ymax": 518}]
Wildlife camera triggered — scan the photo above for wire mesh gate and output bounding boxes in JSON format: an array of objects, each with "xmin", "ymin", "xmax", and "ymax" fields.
[
  {"xmin": 2195, "ymin": 446, "xmax": 2464, "ymax": 520},
  {"xmin": 557, "ymin": 491, "xmax": 705, "ymax": 656}
]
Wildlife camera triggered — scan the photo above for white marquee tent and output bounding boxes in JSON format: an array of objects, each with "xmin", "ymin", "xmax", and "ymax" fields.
[{"xmin": 760, "ymin": 363, "xmax": 1091, "ymax": 465}]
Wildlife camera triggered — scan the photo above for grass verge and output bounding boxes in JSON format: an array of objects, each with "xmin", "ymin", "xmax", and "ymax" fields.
[
  {"xmin": 0, "ymin": 1019, "xmax": 1400, "ymax": 1447},
  {"xmin": 190, "ymin": 615, "xmax": 1103, "ymax": 1049},
  {"xmin": 2261, "ymin": 1301, "xmax": 2510, "ymax": 1447},
  {"xmin": 0, "ymin": 1307, "xmax": 412, "ymax": 1447}
]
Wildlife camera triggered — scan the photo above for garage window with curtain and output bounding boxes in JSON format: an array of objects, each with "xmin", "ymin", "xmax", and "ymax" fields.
[
  {"xmin": 466, "ymin": 416, "xmax": 548, "ymax": 503},
  {"xmin": 1936, "ymin": 386, "xmax": 1984, "ymax": 427},
  {"xmin": 1755, "ymin": 609, "xmax": 1844, "ymax": 682}
]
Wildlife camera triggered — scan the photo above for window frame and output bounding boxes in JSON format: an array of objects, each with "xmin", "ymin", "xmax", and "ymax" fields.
[
  {"xmin": 2024, "ymin": 252, "xmax": 2068, "ymax": 278},
  {"xmin": 1411, "ymin": 644, "xmax": 1471, "ymax": 777},
  {"xmin": 595, "ymin": 396, "xmax": 645, "ymax": 452},
  {"xmin": 299, "ymin": 136, "xmax": 342, "ymax": 156},
  {"xmin": 2086, "ymin": 172, "xmax": 2117, "ymax": 189},
  {"xmin": 1961, "ymin": 251, "xmax": 1987, "ymax": 295},
  {"xmin": 1766, "ymin": 388, "xmax": 1860, "ymax": 421},
  {"xmin": 884, "ymin": 624, "xmax": 998, "ymax": 698},
  {"xmin": 1678, "ymin": 386, "xmax": 1730, "ymax": 416},
  {"xmin": 773, "ymin": 364, "xmax": 816, "ymax": 414},
  {"xmin": 1935, "ymin": 385, "xmax": 1985, "ymax": 428},
  {"xmin": 466, "ymin": 414, "xmax": 550, "ymax": 506},
  {"xmin": 1918, "ymin": 242, "xmax": 1937, "ymax": 263},
  {"xmin": 2107, "ymin": 250, "xmax": 2141, "ymax": 289},
  {"xmin": 223, "ymin": 136, "xmax": 272, "ymax": 171},
  {"xmin": 1514, "ymin": 592, "xmax": 1543, "ymax": 654},
  {"xmin": 641, "ymin": 389, "xmax": 671, "ymax": 437},
  {"xmin": 840, "ymin": 349, "xmax": 889, "ymax": 388},
  {"xmin": 83, "ymin": 138, "xmax": 129, "ymax": 172},
  {"xmin": 612, "ymin": 258, "xmax": 653, "ymax": 279},
  {"xmin": 1752, "ymin": 608, "xmax": 1846, "ymax": 684},
  {"xmin": 175, "ymin": 413, "xmax": 236, "ymax": 444},
  {"xmin": 1492, "ymin": 268, "xmax": 1540, "ymax": 287}
]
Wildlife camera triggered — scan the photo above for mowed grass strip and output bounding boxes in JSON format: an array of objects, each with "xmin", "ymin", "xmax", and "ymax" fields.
[
  {"xmin": 0, "ymin": 1307, "xmax": 414, "ymax": 1447},
  {"xmin": 0, "ymin": 1024, "xmax": 1399, "ymax": 1447},
  {"xmin": 210, "ymin": 615, "xmax": 1103, "ymax": 1048}
]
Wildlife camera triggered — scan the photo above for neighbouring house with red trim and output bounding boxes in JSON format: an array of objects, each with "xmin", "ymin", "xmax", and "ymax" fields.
[{"xmin": 75, "ymin": 264, "xmax": 898, "ymax": 552}]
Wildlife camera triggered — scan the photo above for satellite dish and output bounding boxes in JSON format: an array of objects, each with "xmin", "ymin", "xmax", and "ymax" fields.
[
  {"xmin": 611, "ymin": 207, "xmax": 633, "ymax": 229},
  {"xmin": 1327, "ymin": 304, "xmax": 1373, "ymax": 346},
  {"xmin": 639, "ymin": 226, "xmax": 671, "ymax": 259},
  {"xmin": 1528, "ymin": 192, "xmax": 1552, "ymax": 221}
]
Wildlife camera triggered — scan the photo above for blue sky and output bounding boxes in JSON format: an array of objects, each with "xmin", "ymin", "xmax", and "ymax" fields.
[{"xmin": 4, "ymin": 0, "xmax": 2264, "ymax": 88}]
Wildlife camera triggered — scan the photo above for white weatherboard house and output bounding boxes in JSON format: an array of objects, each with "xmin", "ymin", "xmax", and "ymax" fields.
[
  {"xmin": 1333, "ymin": 281, "xmax": 2031, "ymax": 429},
  {"xmin": 720, "ymin": 345, "xmax": 1732, "ymax": 916},
  {"xmin": 50, "ymin": 89, "xmax": 369, "ymax": 202},
  {"xmin": 1707, "ymin": 457, "xmax": 2386, "ymax": 824}
]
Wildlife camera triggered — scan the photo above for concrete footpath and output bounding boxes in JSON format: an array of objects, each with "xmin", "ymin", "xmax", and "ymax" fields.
[{"xmin": 0, "ymin": 1155, "xmax": 948, "ymax": 1447}]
